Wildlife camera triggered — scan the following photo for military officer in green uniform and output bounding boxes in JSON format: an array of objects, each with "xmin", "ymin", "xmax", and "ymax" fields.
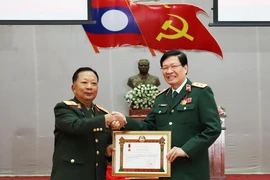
[
  {"xmin": 50, "ymin": 67, "xmax": 126, "ymax": 180},
  {"xmin": 119, "ymin": 50, "xmax": 222, "ymax": 180},
  {"xmin": 127, "ymin": 59, "xmax": 161, "ymax": 89}
]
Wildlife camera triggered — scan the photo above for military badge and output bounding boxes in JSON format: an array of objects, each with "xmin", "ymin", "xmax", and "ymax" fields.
[
  {"xmin": 180, "ymin": 100, "xmax": 187, "ymax": 105},
  {"xmin": 186, "ymin": 98, "xmax": 192, "ymax": 103},
  {"xmin": 180, "ymin": 94, "xmax": 192, "ymax": 105}
]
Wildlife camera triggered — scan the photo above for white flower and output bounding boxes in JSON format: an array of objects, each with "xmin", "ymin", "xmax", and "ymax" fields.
[{"xmin": 125, "ymin": 83, "xmax": 160, "ymax": 109}]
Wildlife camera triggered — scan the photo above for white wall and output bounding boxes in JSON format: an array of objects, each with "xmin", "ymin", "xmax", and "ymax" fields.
[{"xmin": 0, "ymin": 0, "xmax": 270, "ymax": 176}]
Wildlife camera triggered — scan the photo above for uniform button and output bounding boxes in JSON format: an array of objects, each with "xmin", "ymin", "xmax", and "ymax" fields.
[
  {"xmin": 97, "ymin": 128, "xmax": 100, "ymax": 131},
  {"xmin": 183, "ymin": 107, "xmax": 187, "ymax": 110},
  {"xmin": 169, "ymin": 122, "xmax": 172, "ymax": 125},
  {"xmin": 159, "ymin": 110, "xmax": 161, "ymax": 113},
  {"xmin": 93, "ymin": 128, "xmax": 96, "ymax": 132},
  {"xmin": 100, "ymin": 128, "xmax": 103, "ymax": 131},
  {"xmin": 96, "ymin": 163, "xmax": 99, "ymax": 167},
  {"xmin": 95, "ymin": 139, "xmax": 99, "ymax": 143},
  {"xmin": 171, "ymin": 109, "xmax": 174, "ymax": 113},
  {"xmin": 70, "ymin": 159, "xmax": 75, "ymax": 163},
  {"xmin": 96, "ymin": 151, "xmax": 100, "ymax": 155}
]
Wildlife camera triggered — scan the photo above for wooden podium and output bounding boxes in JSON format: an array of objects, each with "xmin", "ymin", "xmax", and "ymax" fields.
[{"xmin": 127, "ymin": 114, "xmax": 226, "ymax": 180}]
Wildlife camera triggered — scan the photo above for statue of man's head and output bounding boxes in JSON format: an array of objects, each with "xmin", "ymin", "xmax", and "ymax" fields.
[{"xmin": 138, "ymin": 59, "xmax": 150, "ymax": 75}]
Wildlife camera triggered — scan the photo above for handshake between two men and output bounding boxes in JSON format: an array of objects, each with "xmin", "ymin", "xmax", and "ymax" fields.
[
  {"xmin": 104, "ymin": 111, "xmax": 127, "ymax": 130},
  {"xmin": 104, "ymin": 111, "xmax": 128, "ymax": 157}
]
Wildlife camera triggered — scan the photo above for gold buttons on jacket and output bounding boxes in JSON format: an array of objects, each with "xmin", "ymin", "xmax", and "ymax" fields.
[
  {"xmin": 169, "ymin": 122, "xmax": 172, "ymax": 125},
  {"xmin": 96, "ymin": 163, "xmax": 99, "ymax": 167},
  {"xmin": 96, "ymin": 151, "xmax": 100, "ymax": 155},
  {"xmin": 183, "ymin": 107, "xmax": 187, "ymax": 110},
  {"xmin": 70, "ymin": 159, "xmax": 75, "ymax": 163},
  {"xmin": 93, "ymin": 128, "xmax": 103, "ymax": 132},
  {"xmin": 95, "ymin": 139, "xmax": 99, "ymax": 143},
  {"xmin": 171, "ymin": 109, "xmax": 174, "ymax": 113}
]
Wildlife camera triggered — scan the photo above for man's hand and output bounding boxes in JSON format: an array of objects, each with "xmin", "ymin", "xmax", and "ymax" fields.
[
  {"xmin": 105, "ymin": 144, "xmax": 114, "ymax": 157},
  {"xmin": 110, "ymin": 120, "xmax": 121, "ymax": 130},
  {"xmin": 105, "ymin": 112, "xmax": 127, "ymax": 128},
  {"xmin": 110, "ymin": 111, "xmax": 127, "ymax": 130},
  {"xmin": 166, "ymin": 147, "xmax": 189, "ymax": 163}
]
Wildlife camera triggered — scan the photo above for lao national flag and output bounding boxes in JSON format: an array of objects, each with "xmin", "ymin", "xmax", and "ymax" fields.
[
  {"xmin": 130, "ymin": 4, "xmax": 223, "ymax": 58},
  {"xmin": 83, "ymin": 0, "xmax": 146, "ymax": 48}
]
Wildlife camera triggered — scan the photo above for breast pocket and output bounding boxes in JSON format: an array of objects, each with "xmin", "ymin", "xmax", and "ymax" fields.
[
  {"xmin": 152, "ymin": 106, "xmax": 168, "ymax": 127},
  {"xmin": 175, "ymin": 104, "xmax": 195, "ymax": 124},
  {"xmin": 176, "ymin": 104, "xmax": 194, "ymax": 111},
  {"xmin": 62, "ymin": 153, "xmax": 85, "ymax": 165}
]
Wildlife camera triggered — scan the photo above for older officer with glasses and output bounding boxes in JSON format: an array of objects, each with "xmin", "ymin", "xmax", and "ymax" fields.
[{"xmin": 117, "ymin": 50, "xmax": 222, "ymax": 180}]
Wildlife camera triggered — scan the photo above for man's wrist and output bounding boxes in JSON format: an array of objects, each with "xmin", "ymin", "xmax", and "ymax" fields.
[{"xmin": 181, "ymin": 148, "xmax": 189, "ymax": 158}]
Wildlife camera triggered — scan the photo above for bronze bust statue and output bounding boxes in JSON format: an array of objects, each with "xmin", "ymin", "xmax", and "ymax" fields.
[{"xmin": 127, "ymin": 59, "xmax": 161, "ymax": 89}]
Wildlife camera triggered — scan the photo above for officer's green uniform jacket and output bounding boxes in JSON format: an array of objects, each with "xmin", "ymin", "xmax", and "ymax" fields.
[
  {"xmin": 50, "ymin": 97, "xmax": 112, "ymax": 180},
  {"xmin": 124, "ymin": 79, "xmax": 222, "ymax": 180}
]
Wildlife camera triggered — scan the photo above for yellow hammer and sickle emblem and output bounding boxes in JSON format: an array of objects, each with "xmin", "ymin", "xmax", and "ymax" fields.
[{"xmin": 156, "ymin": 14, "xmax": 194, "ymax": 41}]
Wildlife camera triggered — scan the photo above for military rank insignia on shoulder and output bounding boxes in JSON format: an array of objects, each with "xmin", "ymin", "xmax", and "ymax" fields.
[
  {"xmin": 192, "ymin": 82, "xmax": 207, "ymax": 88},
  {"xmin": 63, "ymin": 101, "xmax": 78, "ymax": 106},
  {"xmin": 156, "ymin": 87, "xmax": 170, "ymax": 97},
  {"xmin": 95, "ymin": 104, "xmax": 109, "ymax": 114},
  {"xmin": 63, "ymin": 101, "xmax": 82, "ymax": 109}
]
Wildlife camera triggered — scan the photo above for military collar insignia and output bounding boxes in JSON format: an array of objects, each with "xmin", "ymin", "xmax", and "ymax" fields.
[
  {"xmin": 155, "ymin": 87, "xmax": 170, "ymax": 97},
  {"xmin": 165, "ymin": 87, "xmax": 171, "ymax": 96},
  {"xmin": 186, "ymin": 84, "xmax": 191, "ymax": 92},
  {"xmin": 95, "ymin": 104, "xmax": 109, "ymax": 114},
  {"xmin": 77, "ymin": 103, "xmax": 82, "ymax": 109}
]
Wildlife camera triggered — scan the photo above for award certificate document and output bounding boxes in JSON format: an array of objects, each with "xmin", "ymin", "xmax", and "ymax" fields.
[{"xmin": 112, "ymin": 131, "xmax": 171, "ymax": 177}]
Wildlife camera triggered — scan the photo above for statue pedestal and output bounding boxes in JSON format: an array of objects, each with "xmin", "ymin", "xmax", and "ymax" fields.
[{"xmin": 129, "ymin": 108, "xmax": 152, "ymax": 117}]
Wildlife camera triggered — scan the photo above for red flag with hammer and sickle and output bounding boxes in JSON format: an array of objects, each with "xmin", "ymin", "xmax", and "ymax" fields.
[
  {"xmin": 83, "ymin": 1, "xmax": 223, "ymax": 58},
  {"xmin": 130, "ymin": 3, "xmax": 222, "ymax": 58}
]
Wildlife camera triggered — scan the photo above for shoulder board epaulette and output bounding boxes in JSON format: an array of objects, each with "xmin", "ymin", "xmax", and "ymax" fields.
[
  {"xmin": 156, "ymin": 87, "xmax": 170, "ymax": 97},
  {"xmin": 63, "ymin": 101, "xmax": 78, "ymax": 106},
  {"xmin": 192, "ymin": 82, "xmax": 207, "ymax": 88},
  {"xmin": 95, "ymin": 104, "xmax": 109, "ymax": 114}
]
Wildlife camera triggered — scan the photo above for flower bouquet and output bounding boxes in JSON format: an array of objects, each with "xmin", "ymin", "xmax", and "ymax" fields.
[
  {"xmin": 125, "ymin": 83, "xmax": 160, "ymax": 115},
  {"xmin": 217, "ymin": 105, "xmax": 227, "ymax": 118},
  {"xmin": 217, "ymin": 105, "xmax": 227, "ymax": 126}
]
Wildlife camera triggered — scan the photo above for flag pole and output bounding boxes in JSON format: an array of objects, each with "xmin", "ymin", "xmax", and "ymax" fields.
[
  {"xmin": 91, "ymin": 43, "xmax": 100, "ymax": 54},
  {"xmin": 126, "ymin": 0, "xmax": 156, "ymax": 56}
]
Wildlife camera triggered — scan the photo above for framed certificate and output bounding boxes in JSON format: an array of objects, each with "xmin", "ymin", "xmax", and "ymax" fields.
[{"xmin": 112, "ymin": 131, "xmax": 171, "ymax": 177}]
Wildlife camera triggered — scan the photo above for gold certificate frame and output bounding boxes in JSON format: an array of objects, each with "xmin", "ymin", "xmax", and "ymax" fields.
[{"xmin": 112, "ymin": 131, "xmax": 171, "ymax": 177}]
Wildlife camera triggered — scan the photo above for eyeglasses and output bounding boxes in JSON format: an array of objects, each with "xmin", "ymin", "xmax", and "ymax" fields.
[{"xmin": 160, "ymin": 64, "xmax": 182, "ymax": 72}]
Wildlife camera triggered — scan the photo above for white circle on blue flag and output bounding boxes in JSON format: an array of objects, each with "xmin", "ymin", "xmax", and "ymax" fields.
[{"xmin": 101, "ymin": 10, "xmax": 128, "ymax": 32}]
